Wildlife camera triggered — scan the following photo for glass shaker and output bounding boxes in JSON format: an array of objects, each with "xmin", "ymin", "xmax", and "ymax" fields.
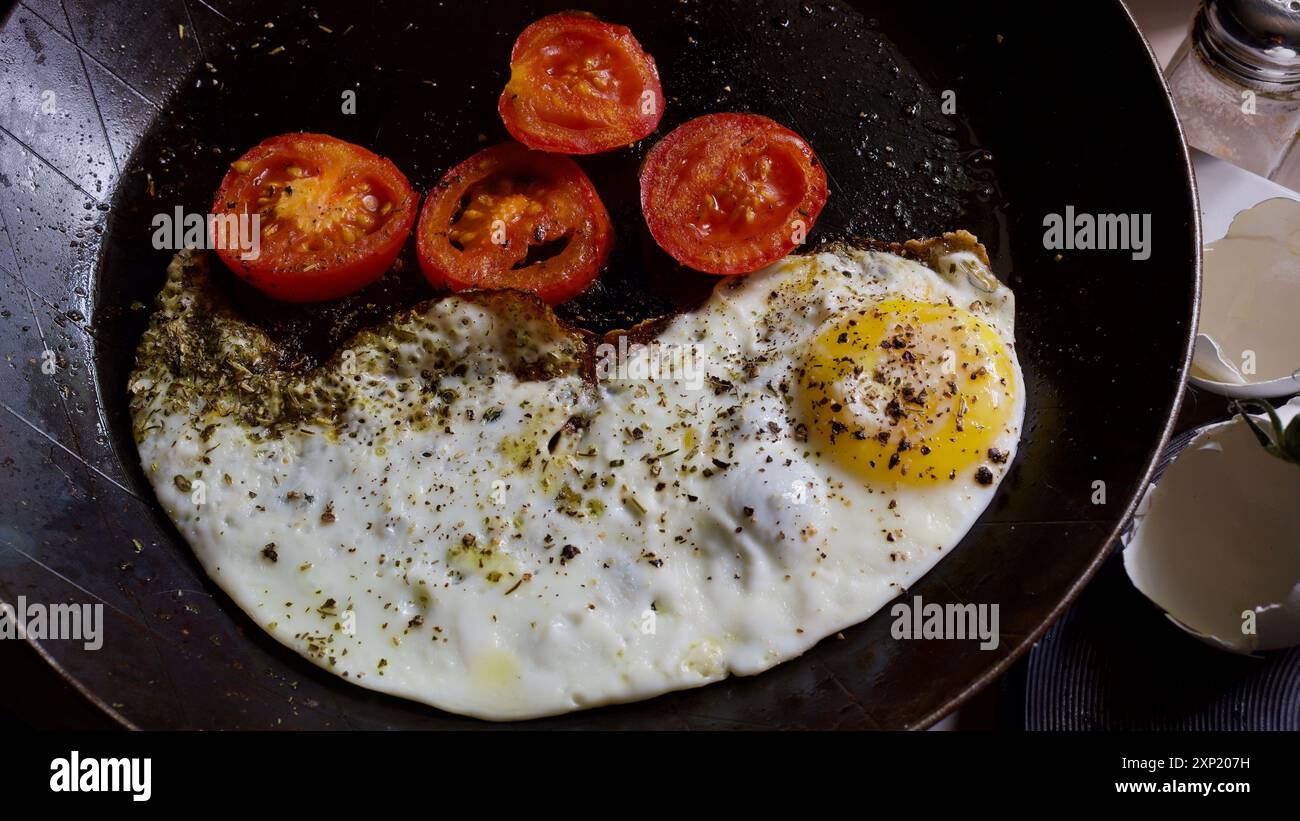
[{"xmin": 1167, "ymin": 0, "xmax": 1300, "ymax": 189}]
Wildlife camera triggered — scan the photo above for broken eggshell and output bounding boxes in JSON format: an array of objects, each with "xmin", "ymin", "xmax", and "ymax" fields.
[
  {"xmin": 1190, "ymin": 197, "xmax": 1300, "ymax": 398},
  {"xmin": 1122, "ymin": 397, "xmax": 1300, "ymax": 654}
]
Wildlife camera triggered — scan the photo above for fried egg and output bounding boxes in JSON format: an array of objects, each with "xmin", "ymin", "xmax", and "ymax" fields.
[{"xmin": 129, "ymin": 232, "xmax": 1023, "ymax": 720}]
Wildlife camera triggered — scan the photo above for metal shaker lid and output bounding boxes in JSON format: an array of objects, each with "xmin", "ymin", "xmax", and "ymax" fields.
[{"xmin": 1199, "ymin": 0, "xmax": 1300, "ymax": 87}]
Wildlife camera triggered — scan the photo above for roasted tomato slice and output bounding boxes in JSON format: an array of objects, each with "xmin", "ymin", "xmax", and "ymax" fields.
[
  {"xmin": 416, "ymin": 142, "xmax": 612, "ymax": 304},
  {"xmin": 639, "ymin": 113, "xmax": 829, "ymax": 275},
  {"xmin": 211, "ymin": 133, "xmax": 418, "ymax": 302},
  {"xmin": 498, "ymin": 13, "xmax": 664, "ymax": 154}
]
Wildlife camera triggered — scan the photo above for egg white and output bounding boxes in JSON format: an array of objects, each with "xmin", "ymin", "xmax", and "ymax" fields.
[{"xmin": 130, "ymin": 239, "xmax": 1023, "ymax": 720}]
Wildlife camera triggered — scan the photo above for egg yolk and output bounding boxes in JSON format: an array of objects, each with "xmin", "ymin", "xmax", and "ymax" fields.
[{"xmin": 798, "ymin": 298, "xmax": 1016, "ymax": 484}]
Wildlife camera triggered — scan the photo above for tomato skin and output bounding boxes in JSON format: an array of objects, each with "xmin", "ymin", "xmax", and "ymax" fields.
[
  {"xmin": 498, "ymin": 13, "xmax": 664, "ymax": 155},
  {"xmin": 639, "ymin": 113, "xmax": 829, "ymax": 275},
  {"xmin": 416, "ymin": 142, "xmax": 612, "ymax": 304},
  {"xmin": 211, "ymin": 133, "xmax": 418, "ymax": 302}
]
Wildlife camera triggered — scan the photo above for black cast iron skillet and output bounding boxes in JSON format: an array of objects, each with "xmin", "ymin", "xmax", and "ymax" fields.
[{"xmin": 0, "ymin": 0, "xmax": 1198, "ymax": 729}]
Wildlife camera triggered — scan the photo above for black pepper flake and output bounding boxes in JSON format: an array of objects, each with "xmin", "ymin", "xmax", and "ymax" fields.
[
  {"xmin": 975, "ymin": 466, "xmax": 995, "ymax": 485},
  {"xmin": 988, "ymin": 447, "xmax": 1008, "ymax": 464},
  {"xmin": 708, "ymin": 375, "xmax": 735, "ymax": 395},
  {"xmin": 560, "ymin": 544, "xmax": 581, "ymax": 564},
  {"xmin": 261, "ymin": 543, "xmax": 278, "ymax": 563},
  {"xmin": 743, "ymin": 506, "xmax": 755, "ymax": 518}
]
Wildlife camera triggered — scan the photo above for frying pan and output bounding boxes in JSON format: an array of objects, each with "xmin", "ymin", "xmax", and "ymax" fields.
[{"xmin": 0, "ymin": 0, "xmax": 1199, "ymax": 729}]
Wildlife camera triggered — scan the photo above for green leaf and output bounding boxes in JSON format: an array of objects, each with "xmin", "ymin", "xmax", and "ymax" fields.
[
  {"xmin": 1232, "ymin": 401, "xmax": 1275, "ymax": 448},
  {"xmin": 1230, "ymin": 400, "xmax": 1299, "ymax": 467},
  {"xmin": 1284, "ymin": 415, "xmax": 1300, "ymax": 462}
]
